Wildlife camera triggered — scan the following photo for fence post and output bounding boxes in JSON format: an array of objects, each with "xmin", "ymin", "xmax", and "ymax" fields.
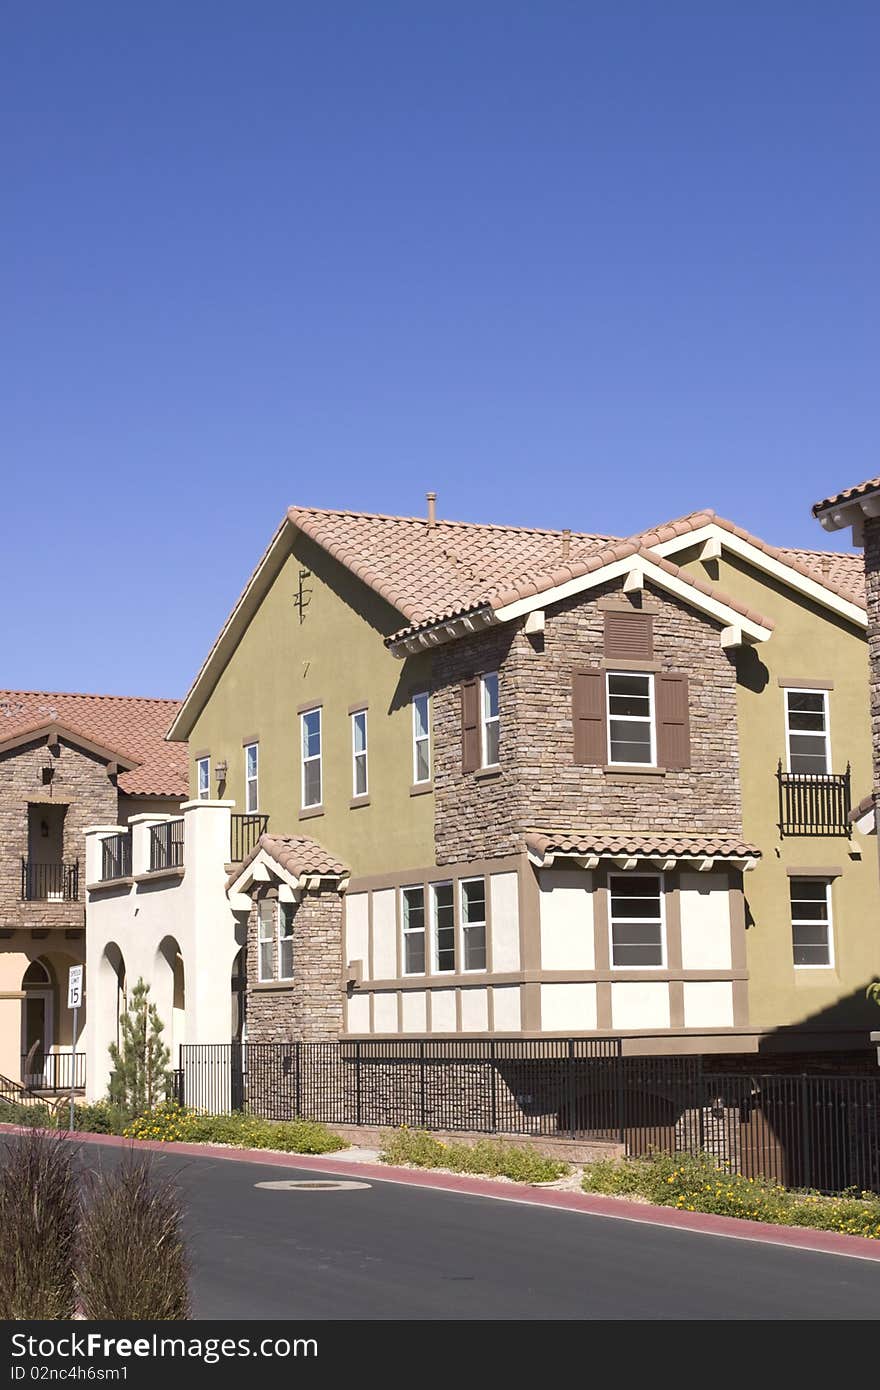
[
  {"xmin": 355, "ymin": 1041, "xmax": 362, "ymax": 1126},
  {"xmin": 419, "ymin": 1040, "xmax": 427, "ymax": 1129},
  {"xmin": 489, "ymin": 1040, "xmax": 498, "ymax": 1133},
  {"xmin": 295, "ymin": 1041, "xmax": 302, "ymax": 1118},
  {"xmin": 799, "ymin": 1074, "xmax": 812, "ymax": 1189},
  {"xmin": 566, "ymin": 1038, "xmax": 576, "ymax": 1141},
  {"xmin": 615, "ymin": 1043, "xmax": 625, "ymax": 1149}
]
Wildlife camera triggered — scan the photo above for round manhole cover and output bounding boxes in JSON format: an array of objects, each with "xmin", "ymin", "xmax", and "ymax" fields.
[{"xmin": 254, "ymin": 1179, "xmax": 371, "ymax": 1192}]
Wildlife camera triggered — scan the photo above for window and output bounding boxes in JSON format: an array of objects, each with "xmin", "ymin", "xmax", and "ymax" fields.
[
  {"xmin": 786, "ymin": 690, "xmax": 830, "ymax": 775},
  {"xmin": 244, "ymin": 743, "xmax": 259, "ymax": 813},
  {"xmin": 480, "ymin": 673, "xmax": 500, "ymax": 767},
  {"xmin": 431, "ymin": 882, "xmax": 455, "ymax": 972},
  {"xmin": 790, "ymin": 879, "xmax": 833, "ymax": 967},
  {"xmin": 401, "ymin": 887, "xmax": 426, "ymax": 975},
  {"xmin": 351, "ymin": 710, "xmax": 368, "ymax": 797},
  {"xmin": 196, "ymin": 757, "xmax": 210, "ymax": 800},
  {"xmin": 412, "ymin": 693, "xmax": 431, "ymax": 783},
  {"xmin": 277, "ymin": 903, "xmax": 294, "ymax": 980},
  {"xmin": 609, "ymin": 874, "xmax": 665, "ymax": 967},
  {"xmin": 460, "ymin": 877, "xmax": 487, "ymax": 971},
  {"xmin": 257, "ymin": 901, "xmax": 275, "ymax": 982},
  {"xmin": 300, "ymin": 708, "xmax": 322, "ymax": 808},
  {"xmin": 607, "ymin": 672, "xmax": 655, "ymax": 765}
]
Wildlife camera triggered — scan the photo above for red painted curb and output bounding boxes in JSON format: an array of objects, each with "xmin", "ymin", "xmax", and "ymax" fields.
[{"xmin": 2, "ymin": 1122, "xmax": 879, "ymax": 1262}]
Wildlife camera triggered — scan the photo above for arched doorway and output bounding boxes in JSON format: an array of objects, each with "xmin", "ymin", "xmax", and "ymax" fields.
[
  {"xmin": 155, "ymin": 937, "xmax": 185, "ymax": 1064},
  {"xmin": 21, "ymin": 959, "xmax": 54, "ymax": 1087},
  {"xmin": 231, "ymin": 946, "xmax": 247, "ymax": 1045}
]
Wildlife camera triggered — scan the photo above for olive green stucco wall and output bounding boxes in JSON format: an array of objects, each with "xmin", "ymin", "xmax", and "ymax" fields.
[
  {"xmin": 678, "ymin": 544, "xmax": 880, "ymax": 1041},
  {"xmin": 186, "ymin": 533, "xmax": 434, "ymax": 877}
]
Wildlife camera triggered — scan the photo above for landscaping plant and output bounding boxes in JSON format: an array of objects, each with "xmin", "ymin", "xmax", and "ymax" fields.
[
  {"xmin": 78, "ymin": 1155, "xmax": 190, "ymax": 1320},
  {"xmin": 108, "ymin": 977, "xmax": 172, "ymax": 1116},
  {"xmin": 124, "ymin": 1102, "xmax": 346, "ymax": 1153},
  {"xmin": 380, "ymin": 1126, "xmax": 569, "ymax": 1183},
  {"xmin": 0, "ymin": 1129, "xmax": 79, "ymax": 1319}
]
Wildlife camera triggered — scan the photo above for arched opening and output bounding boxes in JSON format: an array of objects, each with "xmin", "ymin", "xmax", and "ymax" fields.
[
  {"xmin": 231, "ymin": 946, "xmax": 247, "ymax": 1045},
  {"xmin": 100, "ymin": 943, "xmax": 127, "ymax": 1050},
  {"xmin": 21, "ymin": 957, "xmax": 55, "ymax": 1087},
  {"xmin": 155, "ymin": 937, "xmax": 185, "ymax": 1064}
]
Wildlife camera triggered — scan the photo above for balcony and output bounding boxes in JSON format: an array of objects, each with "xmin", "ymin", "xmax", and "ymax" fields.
[
  {"xmin": 149, "ymin": 818, "xmax": 184, "ymax": 872},
  {"xmin": 20, "ymin": 859, "xmax": 80, "ymax": 901},
  {"xmin": 101, "ymin": 831, "xmax": 132, "ymax": 882},
  {"xmin": 21, "ymin": 1052, "xmax": 86, "ymax": 1093},
  {"xmin": 776, "ymin": 761, "xmax": 852, "ymax": 837},
  {"xmin": 230, "ymin": 812, "xmax": 269, "ymax": 863}
]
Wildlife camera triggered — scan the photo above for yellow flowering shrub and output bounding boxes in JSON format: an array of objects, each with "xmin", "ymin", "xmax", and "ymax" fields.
[{"xmin": 123, "ymin": 1102, "xmax": 346, "ymax": 1153}]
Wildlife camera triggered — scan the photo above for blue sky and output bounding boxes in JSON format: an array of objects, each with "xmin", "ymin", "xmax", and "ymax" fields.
[{"xmin": 2, "ymin": 2, "xmax": 876, "ymax": 697}]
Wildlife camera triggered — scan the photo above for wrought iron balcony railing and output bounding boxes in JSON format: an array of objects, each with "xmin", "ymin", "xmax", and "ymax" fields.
[
  {"xmin": 20, "ymin": 859, "xmax": 80, "ymax": 901},
  {"xmin": 776, "ymin": 761, "xmax": 852, "ymax": 837},
  {"xmin": 230, "ymin": 813, "xmax": 269, "ymax": 863},
  {"xmin": 149, "ymin": 818, "xmax": 185, "ymax": 871},
  {"xmin": 101, "ymin": 831, "xmax": 132, "ymax": 881}
]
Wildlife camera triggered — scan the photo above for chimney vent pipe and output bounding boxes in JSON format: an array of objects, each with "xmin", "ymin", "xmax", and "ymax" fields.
[{"xmin": 427, "ymin": 492, "xmax": 437, "ymax": 528}]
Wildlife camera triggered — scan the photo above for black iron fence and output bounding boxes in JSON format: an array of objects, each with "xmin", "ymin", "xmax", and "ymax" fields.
[
  {"xmin": 20, "ymin": 859, "xmax": 80, "ymax": 901},
  {"xmin": 20, "ymin": 1052, "xmax": 86, "ymax": 1092},
  {"xmin": 777, "ymin": 762, "xmax": 852, "ymax": 837},
  {"xmin": 178, "ymin": 1041, "xmax": 880, "ymax": 1195},
  {"xmin": 230, "ymin": 813, "xmax": 269, "ymax": 864},
  {"xmin": 149, "ymin": 819, "xmax": 184, "ymax": 872},
  {"xmin": 101, "ymin": 832, "xmax": 132, "ymax": 882}
]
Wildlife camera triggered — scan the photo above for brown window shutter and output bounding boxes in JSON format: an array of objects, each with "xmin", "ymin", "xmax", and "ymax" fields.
[
  {"xmin": 572, "ymin": 669, "xmax": 606, "ymax": 764},
  {"xmin": 656, "ymin": 672, "xmax": 691, "ymax": 769},
  {"xmin": 461, "ymin": 678, "xmax": 480, "ymax": 772},
  {"xmin": 604, "ymin": 610, "xmax": 653, "ymax": 660}
]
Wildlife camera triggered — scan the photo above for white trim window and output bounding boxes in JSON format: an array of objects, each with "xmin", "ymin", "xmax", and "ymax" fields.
[
  {"xmin": 785, "ymin": 690, "xmax": 831, "ymax": 775},
  {"xmin": 351, "ymin": 710, "xmax": 368, "ymax": 798},
  {"xmin": 277, "ymin": 902, "xmax": 294, "ymax": 981},
  {"xmin": 244, "ymin": 743, "xmax": 259, "ymax": 813},
  {"xmin": 480, "ymin": 673, "xmax": 500, "ymax": 767},
  {"xmin": 412, "ymin": 693, "xmax": 431, "ymax": 784},
  {"xmin": 401, "ymin": 886, "xmax": 426, "ymax": 975},
  {"xmin": 300, "ymin": 708, "xmax": 322, "ymax": 808},
  {"xmin": 460, "ymin": 877, "xmax": 487, "ymax": 971},
  {"xmin": 196, "ymin": 757, "xmax": 211, "ymax": 800},
  {"xmin": 431, "ymin": 881, "xmax": 455, "ymax": 973},
  {"xmin": 790, "ymin": 878, "xmax": 834, "ymax": 967},
  {"xmin": 607, "ymin": 672, "xmax": 655, "ymax": 766},
  {"xmin": 609, "ymin": 873, "xmax": 665, "ymax": 968},
  {"xmin": 257, "ymin": 900, "xmax": 275, "ymax": 982}
]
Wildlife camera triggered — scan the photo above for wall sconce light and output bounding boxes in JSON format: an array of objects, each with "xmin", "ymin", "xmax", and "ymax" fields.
[
  {"xmin": 215, "ymin": 761, "xmax": 228, "ymax": 784},
  {"xmin": 40, "ymin": 819, "xmax": 49, "ymax": 839},
  {"xmin": 41, "ymin": 766, "xmax": 54, "ymax": 785}
]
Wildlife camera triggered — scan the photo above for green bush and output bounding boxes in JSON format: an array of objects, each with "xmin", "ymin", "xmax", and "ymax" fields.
[
  {"xmin": 581, "ymin": 1150, "xmax": 880, "ymax": 1238},
  {"xmin": 0, "ymin": 1100, "xmax": 58, "ymax": 1129},
  {"xmin": 124, "ymin": 1102, "xmax": 346, "ymax": 1154},
  {"xmin": 380, "ymin": 1127, "xmax": 569, "ymax": 1184},
  {"xmin": 70, "ymin": 1101, "xmax": 132, "ymax": 1135}
]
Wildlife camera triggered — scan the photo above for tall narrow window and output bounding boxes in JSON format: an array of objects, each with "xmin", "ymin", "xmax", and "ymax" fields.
[
  {"xmin": 609, "ymin": 874, "xmax": 665, "ymax": 967},
  {"xmin": 257, "ymin": 901, "xmax": 275, "ymax": 982},
  {"xmin": 607, "ymin": 673, "xmax": 655, "ymax": 765},
  {"xmin": 460, "ymin": 877, "xmax": 487, "ymax": 971},
  {"xmin": 401, "ymin": 887, "xmax": 426, "ymax": 975},
  {"xmin": 277, "ymin": 903, "xmax": 294, "ymax": 980},
  {"xmin": 431, "ymin": 881, "xmax": 455, "ymax": 972},
  {"xmin": 244, "ymin": 743, "xmax": 259, "ymax": 813},
  {"xmin": 351, "ymin": 710, "xmax": 368, "ymax": 797},
  {"xmin": 786, "ymin": 691, "xmax": 830, "ymax": 774},
  {"xmin": 196, "ymin": 757, "xmax": 210, "ymax": 800},
  {"xmin": 412, "ymin": 693, "xmax": 431, "ymax": 783},
  {"xmin": 790, "ymin": 879, "xmax": 833, "ymax": 967},
  {"xmin": 480, "ymin": 673, "xmax": 500, "ymax": 767},
  {"xmin": 301, "ymin": 708, "xmax": 322, "ymax": 808}
]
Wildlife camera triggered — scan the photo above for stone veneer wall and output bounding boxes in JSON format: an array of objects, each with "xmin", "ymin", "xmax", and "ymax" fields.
[
  {"xmin": 863, "ymin": 515, "xmax": 880, "ymax": 805},
  {"xmin": 245, "ymin": 888, "xmax": 345, "ymax": 1042},
  {"xmin": 431, "ymin": 577, "xmax": 743, "ymax": 864},
  {"xmin": 0, "ymin": 737, "xmax": 117, "ymax": 931}
]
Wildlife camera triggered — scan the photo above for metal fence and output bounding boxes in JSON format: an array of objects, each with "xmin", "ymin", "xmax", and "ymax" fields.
[
  {"xmin": 230, "ymin": 813, "xmax": 269, "ymax": 864},
  {"xmin": 21, "ymin": 1052, "xmax": 86, "ymax": 1092},
  {"xmin": 149, "ymin": 818, "xmax": 184, "ymax": 871},
  {"xmin": 776, "ymin": 761, "xmax": 852, "ymax": 837},
  {"xmin": 178, "ymin": 1041, "xmax": 880, "ymax": 1195}
]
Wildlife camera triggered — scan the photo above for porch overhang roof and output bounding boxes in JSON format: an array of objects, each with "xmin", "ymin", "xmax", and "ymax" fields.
[{"xmin": 525, "ymin": 831, "xmax": 761, "ymax": 873}]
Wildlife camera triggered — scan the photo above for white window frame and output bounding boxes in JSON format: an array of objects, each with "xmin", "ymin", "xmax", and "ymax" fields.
[
  {"xmin": 257, "ymin": 901, "xmax": 275, "ymax": 983},
  {"xmin": 412, "ymin": 692, "xmax": 431, "ymax": 784},
  {"xmin": 401, "ymin": 886, "xmax": 426, "ymax": 977},
  {"xmin": 480, "ymin": 673, "xmax": 500, "ymax": 768},
  {"xmin": 459, "ymin": 876, "xmax": 488, "ymax": 973},
  {"xmin": 784, "ymin": 688, "xmax": 831, "ymax": 775},
  {"xmin": 790, "ymin": 878, "xmax": 835, "ymax": 969},
  {"xmin": 244, "ymin": 743, "xmax": 259, "ymax": 814},
  {"xmin": 196, "ymin": 757, "xmax": 210, "ymax": 801},
  {"xmin": 430, "ymin": 880, "xmax": 456, "ymax": 974},
  {"xmin": 606, "ymin": 671, "xmax": 656, "ymax": 768},
  {"xmin": 351, "ymin": 710, "xmax": 368, "ymax": 798},
  {"xmin": 277, "ymin": 902, "xmax": 294, "ymax": 981},
  {"xmin": 300, "ymin": 708, "xmax": 322, "ymax": 809},
  {"xmin": 608, "ymin": 871, "xmax": 667, "ymax": 970}
]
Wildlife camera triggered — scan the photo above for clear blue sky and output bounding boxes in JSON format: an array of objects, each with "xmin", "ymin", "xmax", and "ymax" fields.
[{"xmin": 3, "ymin": 2, "xmax": 876, "ymax": 698}]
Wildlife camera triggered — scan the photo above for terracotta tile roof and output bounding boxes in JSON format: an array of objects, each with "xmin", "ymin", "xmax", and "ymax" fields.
[
  {"xmin": 526, "ymin": 831, "xmax": 761, "ymax": 861},
  {"xmin": 228, "ymin": 833, "xmax": 348, "ymax": 890},
  {"xmin": 0, "ymin": 691, "xmax": 187, "ymax": 797},
  {"xmin": 812, "ymin": 477, "xmax": 880, "ymax": 516}
]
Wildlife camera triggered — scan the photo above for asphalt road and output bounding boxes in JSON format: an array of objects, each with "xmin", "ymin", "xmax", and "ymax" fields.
[{"xmin": 72, "ymin": 1142, "xmax": 880, "ymax": 1320}]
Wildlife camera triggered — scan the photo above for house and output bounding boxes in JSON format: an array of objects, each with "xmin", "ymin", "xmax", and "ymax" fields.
[
  {"xmin": 0, "ymin": 691, "xmax": 187, "ymax": 1093},
  {"xmin": 83, "ymin": 498, "xmax": 880, "ymax": 1103}
]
